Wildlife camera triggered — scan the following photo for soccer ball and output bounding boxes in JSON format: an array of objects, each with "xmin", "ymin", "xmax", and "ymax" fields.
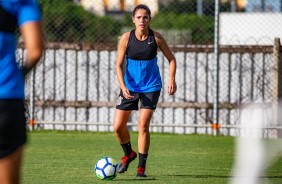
[{"xmin": 94, "ymin": 156, "xmax": 118, "ymax": 180}]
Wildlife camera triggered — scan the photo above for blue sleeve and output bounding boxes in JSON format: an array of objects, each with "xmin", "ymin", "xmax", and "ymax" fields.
[{"xmin": 18, "ymin": 0, "xmax": 41, "ymax": 26}]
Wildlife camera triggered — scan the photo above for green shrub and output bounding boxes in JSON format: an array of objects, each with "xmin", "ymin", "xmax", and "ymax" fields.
[
  {"xmin": 38, "ymin": 0, "xmax": 122, "ymax": 43},
  {"xmin": 151, "ymin": 13, "xmax": 214, "ymax": 44},
  {"xmin": 38, "ymin": 0, "xmax": 216, "ymax": 44}
]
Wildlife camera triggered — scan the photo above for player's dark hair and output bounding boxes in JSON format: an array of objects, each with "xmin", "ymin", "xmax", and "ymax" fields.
[{"xmin": 132, "ymin": 4, "xmax": 151, "ymax": 18}]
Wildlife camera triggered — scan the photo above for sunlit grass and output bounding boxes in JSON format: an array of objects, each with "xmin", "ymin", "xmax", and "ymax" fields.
[{"xmin": 22, "ymin": 131, "xmax": 282, "ymax": 184}]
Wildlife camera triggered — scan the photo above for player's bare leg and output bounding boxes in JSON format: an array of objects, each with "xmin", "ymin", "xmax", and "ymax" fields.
[
  {"xmin": 114, "ymin": 109, "xmax": 137, "ymax": 173},
  {"xmin": 0, "ymin": 146, "xmax": 24, "ymax": 184},
  {"xmin": 138, "ymin": 109, "xmax": 153, "ymax": 153},
  {"xmin": 137, "ymin": 108, "xmax": 154, "ymax": 177},
  {"xmin": 113, "ymin": 109, "xmax": 132, "ymax": 144}
]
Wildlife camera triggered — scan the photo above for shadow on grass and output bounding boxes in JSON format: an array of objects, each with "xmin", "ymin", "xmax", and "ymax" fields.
[
  {"xmin": 166, "ymin": 174, "xmax": 282, "ymax": 179},
  {"xmin": 166, "ymin": 174, "xmax": 229, "ymax": 178},
  {"xmin": 114, "ymin": 174, "xmax": 282, "ymax": 182},
  {"xmin": 115, "ymin": 177, "xmax": 157, "ymax": 181}
]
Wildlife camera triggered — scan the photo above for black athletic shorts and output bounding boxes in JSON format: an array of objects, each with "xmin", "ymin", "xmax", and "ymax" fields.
[
  {"xmin": 0, "ymin": 99, "xmax": 27, "ymax": 158},
  {"xmin": 116, "ymin": 90, "xmax": 161, "ymax": 110}
]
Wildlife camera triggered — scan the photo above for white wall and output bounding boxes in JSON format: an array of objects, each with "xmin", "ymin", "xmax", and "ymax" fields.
[{"xmin": 220, "ymin": 13, "xmax": 282, "ymax": 45}]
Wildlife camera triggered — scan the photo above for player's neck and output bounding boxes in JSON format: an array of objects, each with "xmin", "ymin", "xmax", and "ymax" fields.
[{"xmin": 135, "ymin": 29, "xmax": 149, "ymax": 41}]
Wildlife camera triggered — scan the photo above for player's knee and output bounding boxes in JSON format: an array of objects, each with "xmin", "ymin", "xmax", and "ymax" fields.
[
  {"xmin": 113, "ymin": 124, "xmax": 124, "ymax": 135},
  {"xmin": 113, "ymin": 126, "xmax": 119, "ymax": 134},
  {"xmin": 138, "ymin": 123, "xmax": 149, "ymax": 133}
]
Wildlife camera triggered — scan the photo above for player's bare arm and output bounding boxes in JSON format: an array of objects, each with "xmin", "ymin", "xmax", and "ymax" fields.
[
  {"xmin": 116, "ymin": 32, "xmax": 134, "ymax": 99},
  {"xmin": 154, "ymin": 31, "xmax": 177, "ymax": 95},
  {"xmin": 21, "ymin": 22, "xmax": 44, "ymax": 76}
]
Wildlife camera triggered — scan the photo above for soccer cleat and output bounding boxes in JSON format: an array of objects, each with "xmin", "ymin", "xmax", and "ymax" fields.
[
  {"xmin": 117, "ymin": 151, "xmax": 137, "ymax": 173},
  {"xmin": 136, "ymin": 166, "xmax": 147, "ymax": 177}
]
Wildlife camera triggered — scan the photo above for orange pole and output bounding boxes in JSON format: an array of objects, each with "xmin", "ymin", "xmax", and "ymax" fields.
[{"xmin": 211, "ymin": 123, "xmax": 220, "ymax": 130}]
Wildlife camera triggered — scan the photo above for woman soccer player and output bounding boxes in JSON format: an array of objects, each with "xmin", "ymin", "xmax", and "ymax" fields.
[
  {"xmin": 114, "ymin": 4, "xmax": 177, "ymax": 177},
  {"xmin": 0, "ymin": 0, "xmax": 44, "ymax": 183}
]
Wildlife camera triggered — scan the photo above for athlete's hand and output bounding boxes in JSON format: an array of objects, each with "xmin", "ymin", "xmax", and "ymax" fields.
[
  {"xmin": 168, "ymin": 79, "xmax": 177, "ymax": 96},
  {"xmin": 122, "ymin": 88, "xmax": 134, "ymax": 99}
]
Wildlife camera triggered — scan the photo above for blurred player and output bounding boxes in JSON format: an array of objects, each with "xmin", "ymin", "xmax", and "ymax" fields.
[
  {"xmin": 230, "ymin": 103, "xmax": 282, "ymax": 184},
  {"xmin": 0, "ymin": 0, "xmax": 43, "ymax": 183},
  {"xmin": 113, "ymin": 4, "xmax": 177, "ymax": 177}
]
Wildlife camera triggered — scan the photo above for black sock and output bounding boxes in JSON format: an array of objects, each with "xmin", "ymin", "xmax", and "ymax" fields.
[
  {"xmin": 138, "ymin": 153, "xmax": 148, "ymax": 168},
  {"xmin": 121, "ymin": 141, "xmax": 132, "ymax": 156}
]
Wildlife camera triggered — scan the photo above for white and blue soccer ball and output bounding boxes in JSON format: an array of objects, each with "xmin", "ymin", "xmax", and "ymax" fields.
[{"xmin": 94, "ymin": 156, "xmax": 118, "ymax": 180}]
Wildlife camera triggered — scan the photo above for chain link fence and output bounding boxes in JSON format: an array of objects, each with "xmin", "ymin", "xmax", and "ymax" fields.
[
  {"xmin": 20, "ymin": 0, "xmax": 282, "ymax": 137},
  {"xmin": 38, "ymin": 0, "xmax": 282, "ymax": 45}
]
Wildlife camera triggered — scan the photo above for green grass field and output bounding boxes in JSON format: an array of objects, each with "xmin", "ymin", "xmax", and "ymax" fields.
[{"xmin": 22, "ymin": 131, "xmax": 282, "ymax": 184}]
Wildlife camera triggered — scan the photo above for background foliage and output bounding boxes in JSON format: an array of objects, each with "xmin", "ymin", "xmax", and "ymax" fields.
[{"xmin": 38, "ymin": 0, "xmax": 222, "ymax": 44}]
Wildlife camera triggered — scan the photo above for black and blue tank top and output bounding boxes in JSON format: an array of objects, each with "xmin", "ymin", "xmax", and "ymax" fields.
[
  {"xmin": 0, "ymin": 5, "xmax": 17, "ymax": 33},
  {"xmin": 124, "ymin": 29, "xmax": 162, "ymax": 93},
  {"xmin": 0, "ymin": 1, "xmax": 41, "ymax": 99}
]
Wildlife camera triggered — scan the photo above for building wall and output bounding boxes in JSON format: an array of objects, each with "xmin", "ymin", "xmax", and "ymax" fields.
[
  {"xmin": 79, "ymin": 0, "xmax": 158, "ymax": 16},
  {"xmin": 245, "ymin": 0, "xmax": 281, "ymax": 12},
  {"xmin": 220, "ymin": 13, "xmax": 282, "ymax": 45}
]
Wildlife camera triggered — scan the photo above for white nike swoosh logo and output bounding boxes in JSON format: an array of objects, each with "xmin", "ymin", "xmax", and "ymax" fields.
[{"xmin": 148, "ymin": 41, "xmax": 154, "ymax": 44}]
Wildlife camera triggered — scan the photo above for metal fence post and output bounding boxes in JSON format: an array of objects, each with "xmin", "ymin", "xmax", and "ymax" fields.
[
  {"xmin": 273, "ymin": 38, "xmax": 282, "ymax": 138},
  {"xmin": 213, "ymin": 0, "xmax": 220, "ymax": 136},
  {"xmin": 29, "ymin": 69, "xmax": 36, "ymax": 131}
]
